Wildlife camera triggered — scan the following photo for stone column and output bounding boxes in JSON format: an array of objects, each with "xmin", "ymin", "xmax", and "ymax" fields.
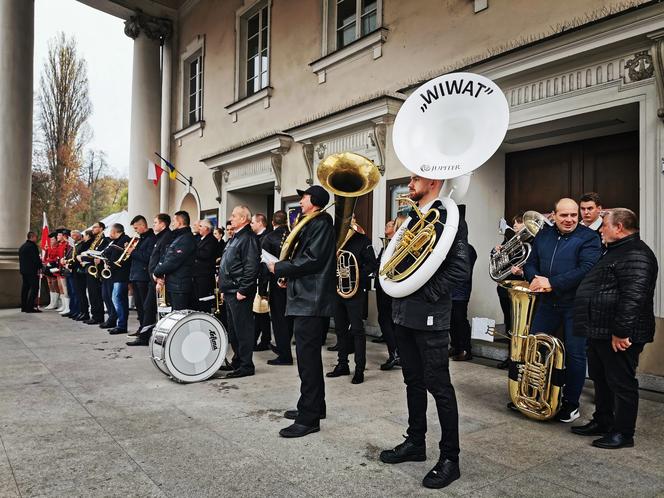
[
  {"xmin": 124, "ymin": 10, "xmax": 171, "ymax": 221},
  {"xmin": 0, "ymin": 1, "xmax": 34, "ymax": 307},
  {"xmin": 160, "ymin": 37, "xmax": 172, "ymax": 213}
]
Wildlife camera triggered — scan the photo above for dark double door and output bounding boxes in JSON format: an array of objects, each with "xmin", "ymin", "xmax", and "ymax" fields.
[{"xmin": 505, "ymin": 131, "xmax": 639, "ymax": 221}]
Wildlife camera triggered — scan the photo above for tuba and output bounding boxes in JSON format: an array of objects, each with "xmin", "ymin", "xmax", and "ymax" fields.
[
  {"xmin": 318, "ymin": 153, "xmax": 380, "ymax": 299},
  {"xmin": 489, "ymin": 211, "xmax": 548, "ymax": 282},
  {"xmin": 379, "ymin": 72, "xmax": 510, "ymax": 298},
  {"xmin": 500, "ymin": 280, "xmax": 565, "ymax": 420}
]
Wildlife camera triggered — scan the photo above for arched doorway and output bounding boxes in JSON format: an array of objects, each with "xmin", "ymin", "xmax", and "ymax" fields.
[{"xmin": 180, "ymin": 193, "xmax": 199, "ymax": 219}]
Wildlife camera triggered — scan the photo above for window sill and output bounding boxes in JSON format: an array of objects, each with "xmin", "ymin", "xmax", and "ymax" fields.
[
  {"xmin": 173, "ymin": 120, "xmax": 205, "ymax": 146},
  {"xmin": 225, "ymin": 87, "xmax": 273, "ymax": 122},
  {"xmin": 310, "ymin": 28, "xmax": 388, "ymax": 84}
]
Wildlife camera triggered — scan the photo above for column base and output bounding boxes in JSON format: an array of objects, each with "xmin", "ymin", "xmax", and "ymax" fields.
[{"xmin": 0, "ymin": 259, "xmax": 21, "ymax": 308}]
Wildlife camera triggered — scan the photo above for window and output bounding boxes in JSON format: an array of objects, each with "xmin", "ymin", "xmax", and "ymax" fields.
[
  {"xmin": 187, "ymin": 52, "xmax": 203, "ymax": 126},
  {"xmin": 242, "ymin": 3, "xmax": 270, "ymax": 98},
  {"xmin": 335, "ymin": 0, "xmax": 377, "ymax": 50}
]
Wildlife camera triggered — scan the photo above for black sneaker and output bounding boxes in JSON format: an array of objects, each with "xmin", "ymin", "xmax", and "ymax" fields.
[
  {"xmin": 422, "ymin": 458, "xmax": 460, "ymax": 489},
  {"xmin": 555, "ymin": 403, "xmax": 580, "ymax": 423},
  {"xmin": 379, "ymin": 437, "xmax": 426, "ymax": 464}
]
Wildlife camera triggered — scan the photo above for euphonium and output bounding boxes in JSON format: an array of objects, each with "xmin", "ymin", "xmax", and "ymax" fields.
[
  {"xmin": 489, "ymin": 211, "xmax": 548, "ymax": 282},
  {"xmin": 501, "ymin": 280, "xmax": 565, "ymax": 421}
]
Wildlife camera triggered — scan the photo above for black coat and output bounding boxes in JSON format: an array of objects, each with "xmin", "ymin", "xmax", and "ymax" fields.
[
  {"xmin": 129, "ymin": 229, "xmax": 156, "ymax": 282},
  {"xmin": 574, "ymin": 233, "xmax": 658, "ymax": 343},
  {"xmin": 218, "ymin": 225, "xmax": 260, "ymax": 296},
  {"xmin": 148, "ymin": 228, "xmax": 175, "ymax": 276},
  {"xmin": 153, "ymin": 227, "xmax": 196, "ymax": 293},
  {"xmin": 274, "ymin": 212, "xmax": 336, "ymax": 317},
  {"xmin": 19, "ymin": 240, "xmax": 42, "ymax": 275},
  {"xmin": 193, "ymin": 233, "xmax": 218, "ymax": 278},
  {"xmin": 102, "ymin": 233, "xmax": 131, "ymax": 283},
  {"xmin": 391, "ymin": 200, "xmax": 470, "ymax": 331},
  {"xmin": 340, "ymin": 231, "xmax": 378, "ymax": 292},
  {"xmin": 262, "ymin": 225, "xmax": 289, "ymax": 295},
  {"xmin": 74, "ymin": 239, "xmax": 91, "ymax": 274}
]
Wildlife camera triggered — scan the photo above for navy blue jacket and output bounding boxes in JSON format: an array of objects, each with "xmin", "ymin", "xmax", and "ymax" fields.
[
  {"xmin": 153, "ymin": 227, "xmax": 196, "ymax": 293},
  {"xmin": 523, "ymin": 223, "xmax": 601, "ymax": 304},
  {"xmin": 102, "ymin": 233, "xmax": 131, "ymax": 283},
  {"xmin": 129, "ymin": 229, "xmax": 156, "ymax": 282}
]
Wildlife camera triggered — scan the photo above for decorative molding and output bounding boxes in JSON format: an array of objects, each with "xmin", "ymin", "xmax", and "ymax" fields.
[
  {"xmin": 201, "ymin": 133, "xmax": 292, "ymax": 170},
  {"xmin": 369, "ymin": 117, "xmax": 392, "ymax": 175},
  {"xmin": 212, "ymin": 170, "xmax": 223, "ymax": 204},
  {"xmin": 269, "ymin": 145, "xmax": 290, "ymax": 193},
  {"xmin": 225, "ymin": 87, "xmax": 273, "ymax": 122},
  {"xmin": 302, "ymin": 142, "xmax": 314, "ymax": 185},
  {"xmin": 124, "ymin": 9, "xmax": 172, "ymax": 42},
  {"xmin": 315, "ymin": 143, "xmax": 327, "ymax": 160},
  {"xmin": 223, "ymin": 170, "xmax": 230, "ymax": 183},
  {"xmin": 310, "ymin": 28, "xmax": 388, "ymax": 84},
  {"xmin": 649, "ymin": 31, "xmax": 664, "ymax": 121},
  {"xmin": 625, "ymin": 50, "xmax": 654, "ymax": 81},
  {"xmin": 173, "ymin": 120, "xmax": 205, "ymax": 146}
]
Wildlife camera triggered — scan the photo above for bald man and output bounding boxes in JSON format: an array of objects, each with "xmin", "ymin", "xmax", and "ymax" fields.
[{"xmin": 522, "ymin": 198, "xmax": 601, "ymax": 423}]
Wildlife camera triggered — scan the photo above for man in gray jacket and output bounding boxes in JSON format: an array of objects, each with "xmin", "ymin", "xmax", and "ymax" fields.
[{"xmin": 379, "ymin": 174, "xmax": 469, "ymax": 490}]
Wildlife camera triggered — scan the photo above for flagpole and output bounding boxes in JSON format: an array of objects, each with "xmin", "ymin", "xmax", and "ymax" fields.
[{"xmin": 154, "ymin": 152, "xmax": 202, "ymax": 208}]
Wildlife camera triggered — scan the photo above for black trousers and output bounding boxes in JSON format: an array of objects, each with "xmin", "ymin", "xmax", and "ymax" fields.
[
  {"xmin": 335, "ymin": 293, "xmax": 366, "ymax": 372},
  {"xmin": 269, "ymin": 286, "xmax": 292, "ymax": 361},
  {"xmin": 142, "ymin": 281, "xmax": 157, "ymax": 327},
  {"xmin": 86, "ymin": 275, "xmax": 104, "ymax": 321},
  {"xmin": 395, "ymin": 325, "xmax": 460, "ymax": 460},
  {"xmin": 168, "ymin": 291, "xmax": 191, "ymax": 312},
  {"xmin": 74, "ymin": 272, "xmax": 89, "ymax": 316},
  {"xmin": 376, "ymin": 287, "xmax": 397, "ymax": 356},
  {"xmin": 293, "ymin": 316, "xmax": 326, "ymax": 427},
  {"xmin": 20, "ymin": 273, "xmax": 39, "ymax": 311},
  {"xmin": 224, "ymin": 293, "xmax": 255, "ymax": 372},
  {"xmin": 254, "ymin": 311, "xmax": 271, "ymax": 346},
  {"xmin": 193, "ymin": 276, "xmax": 215, "ymax": 313},
  {"xmin": 449, "ymin": 300, "xmax": 472, "ymax": 353},
  {"xmin": 131, "ymin": 281, "xmax": 149, "ymax": 327},
  {"xmin": 101, "ymin": 279, "xmax": 117, "ymax": 324},
  {"xmin": 588, "ymin": 338, "xmax": 645, "ymax": 437}
]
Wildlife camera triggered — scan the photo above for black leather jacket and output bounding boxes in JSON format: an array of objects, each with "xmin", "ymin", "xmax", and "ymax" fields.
[
  {"xmin": 153, "ymin": 227, "xmax": 196, "ymax": 293},
  {"xmin": 129, "ymin": 229, "xmax": 156, "ymax": 282},
  {"xmin": 391, "ymin": 201, "xmax": 470, "ymax": 331},
  {"xmin": 274, "ymin": 212, "xmax": 336, "ymax": 317},
  {"xmin": 574, "ymin": 233, "xmax": 659, "ymax": 343},
  {"xmin": 218, "ymin": 224, "xmax": 260, "ymax": 296}
]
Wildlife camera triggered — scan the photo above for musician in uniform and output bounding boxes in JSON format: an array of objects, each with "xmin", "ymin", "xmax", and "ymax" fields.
[
  {"xmin": 43, "ymin": 232, "xmax": 61, "ymax": 309},
  {"xmin": 126, "ymin": 215, "xmax": 156, "ymax": 335},
  {"xmin": 379, "ymin": 174, "xmax": 470, "ymax": 489},
  {"xmin": 267, "ymin": 185, "xmax": 336, "ymax": 438},
  {"xmin": 153, "ymin": 210, "xmax": 196, "ymax": 312},
  {"xmin": 573, "ymin": 208, "xmax": 658, "ymax": 449},
  {"xmin": 100, "ymin": 223, "xmax": 131, "ymax": 335},
  {"xmin": 263, "ymin": 210, "xmax": 292, "ymax": 365},
  {"xmin": 60, "ymin": 230, "xmax": 82, "ymax": 318},
  {"xmin": 375, "ymin": 220, "xmax": 399, "ymax": 370},
  {"xmin": 327, "ymin": 226, "xmax": 377, "ymax": 384},
  {"xmin": 19, "ymin": 231, "xmax": 43, "ymax": 313},
  {"xmin": 80, "ymin": 222, "xmax": 108, "ymax": 325},
  {"xmin": 96, "ymin": 226, "xmax": 117, "ymax": 330},
  {"xmin": 192, "ymin": 219, "xmax": 218, "ymax": 313},
  {"xmin": 218, "ymin": 206, "xmax": 260, "ymax": 378},
  {"xmin": 251, "ymin": 213, "xmax": 272, "ymax": 351},
  {"xmin": 72, "ymin": 230, "xmax": 93, "ymax": 321},
  {"xmin": 522, "ymin": 198, "xmax": 602, "ymax": 423}
]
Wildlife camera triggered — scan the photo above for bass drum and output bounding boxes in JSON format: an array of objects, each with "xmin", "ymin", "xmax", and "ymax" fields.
[{"xmin": 149, "ymin": 310, "xmax": 228, "ymax": 383}]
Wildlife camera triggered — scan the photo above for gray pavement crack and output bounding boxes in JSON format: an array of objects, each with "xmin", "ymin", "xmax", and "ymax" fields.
[{"xmin": 0, "ymin": 432, "xmax": 22, "ymax": 498}]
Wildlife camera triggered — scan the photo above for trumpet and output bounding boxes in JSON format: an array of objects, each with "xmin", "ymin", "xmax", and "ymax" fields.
[{"xmin": 113, "ymin": 237, "xmax": 139, "ymax": 268}]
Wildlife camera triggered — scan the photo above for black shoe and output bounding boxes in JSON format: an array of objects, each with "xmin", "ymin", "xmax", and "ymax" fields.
[
  {"xmin": 379, "ymin": 438, "xmax": 426, "ymax": 464},
  {"xmin": 279, "ymin": 423, "xmax": 320, "ymax": 438},
  {"xmin": 326, "ymin": 364, "xmax": 350, "ymax": 377},
  {"xmin": 380, "ymin": 355, "xmax": 401, "ymax": 371},
  {"xmin": 592, "ymin": 432, "xmax": 634, "ymax": 449},
  {"xmin": 452, "ymin": 351, "xmax": 473, "ymax": 361},
  {"xmin": 351, "ymin": 371, "xmax": 364, "ymax": 384},
  {"xmin": 571, "ymin": 420, "xmax": 610, "ymax": 437},
  {"xmin": 126, "ymin": 334, "xmax": 150, "ymax": 346},
  {"xmin": 225, "ymin": 369, "xmax": 255, "ymax": 379},
  {"xmin": 61, "ymin": 311, "xmax": 74, "ymax": 318},
  {"xmin": 127, "ymin": 330, "xmax": 140, "ymax": 337},
  {"xmin": 269, "ymin": 343, "xmax": 279, "ymax": 354},
  {"xmin": 267, "ymin": 357, "xmax": 293, "ymax": 366},
  {"xmin": 506, "ymin": 401, "xmax": 519, "ymax": 412},
  {"xmin": 99, "ymin": 321, "xmax": 116, "ymax": 329},
  {"xmin": 218, "ymin": 362, "xmax": 236, "ymax": 372},
  {"xmin": 84, "ymin": 319, "xmax": 101, "ymax": 325},
  {"xmin": 75, "ymin": 314, "xmax": 89, "ymax": 321},
  {"xmin": 497, "ymin": 358, "xmax": 510, "ymax": 370},
  {"xmin": 284, "ymin": 409, "xmax": 326, "ymax": 420},
  {"xmin": 326, "ymin": 344, "xmax": 339, "ymax": 352},
  {"xmin": 555, "ymin": 403, "xmax": 580, "ymax": 423},
  {"xmin": 254, "ymin": 343, "xmax": 270, "ymax": 352},
  {"xmin": 422, "ymin": 459, "xmax": 461, "ymax": 489},
  {"xmin": 109, "ymin": 328, "xmax": 128, "ymax": 335},
  {"xmin": 371, "ymin": 337, "xmax": 386, "ymax": 343},
  {"xmin": 25, "ymin": 308, "xmax": 41, "ymax": 313}
]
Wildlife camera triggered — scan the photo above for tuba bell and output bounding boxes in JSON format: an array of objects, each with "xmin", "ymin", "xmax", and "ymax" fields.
[
  {"xmin": 500, "ymin": 280, "xmax": 565, "ymax": 420},
  {"xmin": 489, "ymin": 211, "xmax": 549, "ymax": 282}
]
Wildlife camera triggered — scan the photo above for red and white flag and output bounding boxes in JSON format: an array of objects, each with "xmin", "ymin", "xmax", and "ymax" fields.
[
  {"xmin": 147, "ymin": 160, "xmax": 163, "ymax": 186},
  {"xmin": 41, "ymin": 212, "xmax": 49, "ymax": 252}
]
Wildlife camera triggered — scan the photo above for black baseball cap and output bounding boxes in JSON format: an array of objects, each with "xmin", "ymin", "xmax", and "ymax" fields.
[{"xmin": 296, "ymin": 185, "xmax": 330, "ymax": 208}]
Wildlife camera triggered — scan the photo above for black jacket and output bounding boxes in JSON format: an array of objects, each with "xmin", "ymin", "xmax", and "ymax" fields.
[
  {"xmin": 129, "ymin": 229, "xmax": 156, "ymax": 282},
  {"xmin": 153, "ymin": 227, "xmax": 196, "ymax": 293},
  {"xmin": 149, "ymin": 228, "xmax": 175, "ymax": 276},
  {"xmin": 102, "ymin": 233, "xmax": 131, "ymax": 283},
  {"xmin": 74, "ymin": 239, "xmax": 91, "ymax": 274},
  {"xmin": 193, "ymin": 233, "xmax": 218, "ymax": 278},
  {"xmin": 19, "ymin": 240, "xmax": 42, "ymax": 275},
  {"xmin": 574, "ymin": 233, "xmax": 658, "ymax": 343},
  {"xmin": 274, "ymin": 212, "xmax": 336, "ymax": 317},
  {"xmin": 391, "ymin": 200, "xmax": 470, "ymax": 331},
  {"xmin": 218, "ymin": 225, "xmax": 260, "ymax": 296},
  {"xmin": 262, "ymin": 225, "xmax": 289, "ymax": 296},
  {"xmin": 340, "ymin": 231, "xmax": 378, "ymax": 292},
  {"xmin": 451, "ymin": 243, "xmax": 477, "ymax": 301}
]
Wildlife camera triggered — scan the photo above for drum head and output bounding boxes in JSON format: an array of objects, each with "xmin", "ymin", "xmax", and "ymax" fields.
[{"xmin": 162, "ymin": 311, "xmax": 228, "ymax": 383}]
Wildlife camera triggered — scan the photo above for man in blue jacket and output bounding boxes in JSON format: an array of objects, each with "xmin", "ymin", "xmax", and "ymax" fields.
[
  {"xmin": 523, "ymin": 198, "xmax": 601, "ymax": 423},
  {"xmin": 126, "ymin": 215, "xmax": 156, "ymax": 344}
]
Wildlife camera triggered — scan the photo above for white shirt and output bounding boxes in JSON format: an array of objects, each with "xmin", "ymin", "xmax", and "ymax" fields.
[{"xmin": 581, "ymin": 216, "xmax": 602, "ymax": 231}]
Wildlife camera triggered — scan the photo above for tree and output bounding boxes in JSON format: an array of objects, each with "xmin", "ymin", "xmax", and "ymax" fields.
[{"xmin": 36, "ymin": 32, "xmax": 92, "ymax": 227}]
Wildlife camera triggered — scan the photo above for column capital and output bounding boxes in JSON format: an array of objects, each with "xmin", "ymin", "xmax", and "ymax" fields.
[{"xmin": 124, "ymin": 9, "xmax": 172, "ymax": 43}]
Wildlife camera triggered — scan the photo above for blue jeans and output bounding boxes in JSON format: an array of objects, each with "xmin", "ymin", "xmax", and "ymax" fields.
[
  {"xmin": 101, "ymin": 279, "xmax": 117, "ymax": 325},
  {"xmin": 65, "ymin": 275, "xmax": 79, "ymax": 315},
  {"xmin": 112, "ymin": 282, "xmax": 129, "ymax": 330},
  {"xmin": 531, "ymin": 301, "xmax": 587, "ymax": 408}
]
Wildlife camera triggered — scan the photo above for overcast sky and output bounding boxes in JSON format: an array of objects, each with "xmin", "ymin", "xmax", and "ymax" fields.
[{"xmin": 34, "ymin": 0, "xmax": 133, "ymax": 177}]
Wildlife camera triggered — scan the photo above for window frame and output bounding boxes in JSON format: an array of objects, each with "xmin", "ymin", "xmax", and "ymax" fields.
[
  {"xmin": 186, "ymin": 51, "xmax": 204, "ymax": 127},
  {"xmin": 236, "ymin": 0, "xmax": 271, "ymax": 102},
  {"xmin": 323, "ymin": 0, "xmax": 382, "ymax": 56}
]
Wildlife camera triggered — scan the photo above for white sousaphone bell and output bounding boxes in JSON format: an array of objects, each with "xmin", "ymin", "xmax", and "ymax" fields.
[{"xmin": 379, "ymin": 72, "xmax": 510, "ymax": 298}]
